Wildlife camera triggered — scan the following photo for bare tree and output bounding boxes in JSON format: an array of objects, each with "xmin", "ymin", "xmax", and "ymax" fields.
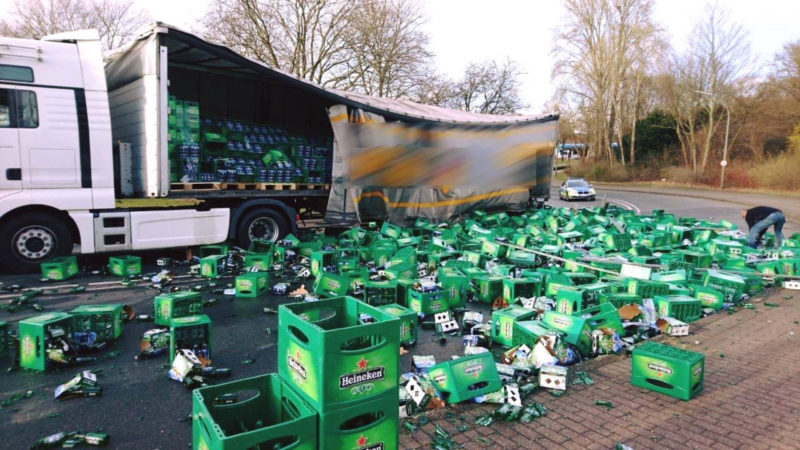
[
  {"xmin": 443, "ymin": 60, "xmax": 527, "ymax": 114},
  {"xmin": 343, "ymin": 0, "xmax": 431, "ymax": 98},
  {"xmin": 0, "ymin": 0, "xmax": 148, "ymax": 50}
]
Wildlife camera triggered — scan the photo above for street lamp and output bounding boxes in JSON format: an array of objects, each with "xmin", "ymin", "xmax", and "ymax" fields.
[{"xmin": 695, "ymin": 90, "xmax": 731, "ymax": 189}]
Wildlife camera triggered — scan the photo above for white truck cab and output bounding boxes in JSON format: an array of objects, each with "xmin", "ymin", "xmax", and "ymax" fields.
[{"xmin": 0, "ymin": 31, "xmax": 228, "ymax": 272}]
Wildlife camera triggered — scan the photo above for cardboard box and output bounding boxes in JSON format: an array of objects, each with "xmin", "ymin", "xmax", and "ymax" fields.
[{"xmin": 539, "ymin": 365, "xmax": 567, "ymax": 390}]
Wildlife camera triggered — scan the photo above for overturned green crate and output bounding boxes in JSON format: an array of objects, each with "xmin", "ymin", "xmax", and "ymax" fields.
[
  {"xmin": 313, "ymin": 271, "xmax": 350, "ymax": 298},
  {"xmin": 154, "ymin": 291, "xmax": 204, "ymax": 326},
  {"xmin": 702, "ymin": 270, "xmax": 746, "ymax": 301},
  {"xmin": 502, "ymin": 278, "xmax": 541, "ymax": 303},
  {"xmin": 439, "ymin": 269, "xmax": 469, "ymax": 309},
  {"xmin": 511, "ymin": 320, "xmax": 563, "ymax": 348},
  {"xmin": 626, "ymin": 278, "xmax": 670, "ymax": 298},
  {"xmin": 278, "ymin": 296, "xmax": 399, "ymax": 412},
  {"xmin": 427, "ymin": 352, "xmax": 502, "ymax": 404},
  {"xmin": 363, "ymin": 279, "xmax": 398, "ymax": 306},
  {"xmin": 409, "ymin": 288, "xmax": 451, "ymax": 315},
  {"xmin": 19, "ymin": 312, "xmax": 74, "ymax": 371},
  {"xmin": 235, "ymin": 272, "xmax": 269, "ymax": 298},
  {"xmin": 692, "ymin": 285, "xmax": 725, "ymax": 311},
  {"xmin": 598, "ymin": 292, "xmax": 643, "ymax": 309},
  {"xmin": 654, "ymin": 295, "xmax": 703, "ymax": 322},
  {"xmin": 198, "ymin": 244, "xmax": 229, "ymax": 258},
  {"xmin": 192, "ymin": 373, "xmax": 317, "ymax": 450},
  {"xmin": 631, "ymin": 341, "xmax": 704, "ymax": 401},
  {"xmin": 41, "ymin": 256, "xmax": 79, "ymax": 281},
  {"xmin": 108, "ymin": 255, "xmax": 142, "ymax": 277},
  {"xmin": 491, "ymin": 305, "xmax": 538, "ymax": 347},
  {"xmin": 200, "ymin": 255, "xmax": 226, "ymax": 278},
  {"xmin": 70, "ymin": 304, "xmax": 124, "ymax": 342},
  {"xmin": 170, "ymin": 315, "xmax": 212, "ymax": 363}
]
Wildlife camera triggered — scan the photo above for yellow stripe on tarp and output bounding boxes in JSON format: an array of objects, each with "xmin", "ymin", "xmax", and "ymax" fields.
[
  {"xmin": 354, "ymin": 187, "xmax": 530, "ymax": 208},
  {"xmin": 330, "ymin": 113, "xmax": 349, "ymax": 123}
]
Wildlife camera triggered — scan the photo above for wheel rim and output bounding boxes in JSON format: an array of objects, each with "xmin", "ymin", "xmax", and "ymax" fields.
[
  {"xmin": 248, "ymin": 217, "xmax": 279, "ymax": 242},
  {"xmin": 13, "ymin": 225, "xmax": 57, "ymax": 261}
]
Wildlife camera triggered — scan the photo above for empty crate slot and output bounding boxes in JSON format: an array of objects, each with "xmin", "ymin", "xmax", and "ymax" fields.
[{"xmin": 339, "ymin": 411, "xmax": 383, "ymax": 431}]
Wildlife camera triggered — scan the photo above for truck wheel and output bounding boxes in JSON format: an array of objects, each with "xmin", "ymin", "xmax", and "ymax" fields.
[
  {"xmin": 236, "ymin": 208, "xmax": 288, "ymax": 248},
  {"xmin": 0, "ymin": 212, "xmax": 73, "ymax": 273}
]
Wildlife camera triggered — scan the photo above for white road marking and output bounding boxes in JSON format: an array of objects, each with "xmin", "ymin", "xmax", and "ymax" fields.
[{"xmin": 609, "ymin": 198, "xmax": 641, "ymax": 214}]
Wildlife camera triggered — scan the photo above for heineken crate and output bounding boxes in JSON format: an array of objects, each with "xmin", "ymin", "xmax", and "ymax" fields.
[
  {"xmin": 295, "ymin": 241, "xmax": 321, "ymax": 257},
  {"xmin": 384, "ymin": 261, "xmax": 416, "ymax": 280},
  {"xmin": 427, "ymin": 352, "xmax": 502, "ymax": 403},
  {"xmin": 651, "ymin": 269, "xmax": 687, "ymax": 283},
  {"xmin": 598, "ymin": 292, "xmax": 643, "ymax": 309},
  {"xmin": 502, "ymin": 278, "xmax": 541, "ymax": 303},
  {"xmin": 507, "ymin": 250, "xmax": 537, "ymax": 269},
  {"xmin": 154, "ymin": 291, "xmax": 204, "ymax": 326},
  {"xmin": 248, "ymin": 239, "xmax": 273, "ymax": 255},
  {"xmin": 313, "ymin": 271, "xmax": 350, "ymax": 298},
  {"xmin": 408, "ymin": 288, "xmax": 451, "ymax": 315},
  {"xmin": 335, "ymin": 256, "xmax": 359, "ymax": 272},
  {"xmin": 544, "ymin": 272, "xmax": 574, "ymax": 297},
  {"xmin": 541, "ymin": 310, "xmax": 592, "ymax": 355},
  {"xmin": 481, "ymin": 240, "xmax": 506, "ymax": 258},
  {"xmin": 363, "ymin": 279, "xmax": 398, "ymax": 306},
  {"xmin": 318, "ymin": 389, "xmax": 398, "ymax": 450},
  {"xmin": 192, "ymin": 373, "xmax": 317, "ymax": 450},
  {"xmin": 626, "ymin": 278, "xmax": 670, "ymax": 298},
  {"xmin": 198, "ymin": 244, "xmax": 229, "ymax": 258},
  {"xmin": 709, "ymin": 239, "xmax": 743, "ymax": 256},
  {"xmin": 0, "ymin": 321, "xmax": 7, "ymax": 359},
  {"xmin": 439, "ymin": 270, "xmax": 469, "ymax": 309},
  {"xmin": 380, "ymin": 221, "xmax": 403, "ymax": 239},
  {"xmin": 682, "ymin": 251, "xmax": 713, "ymax": 268},
  {"xmin": 200, "ymin": 255, "xmax": 226, "ymax": 278},
  {"xmin": 390, "ymin": 246, "xmax": 417, "ymax": 267},
  {"xmin": 474, "ymin": 275, "xmax": 503, "ymax": 303},
  {"xmin": 555, "ymin": 287, "xmax": 590, "ymax": 315},
  {"xmin": 489, "ymin": 263, "xmax": 516, "ymax": 278},
  {"xmin": 631, "ymin": 341, "xmax": 704, "ymax": 401},
  {"xmin": 575, "ymin": 303, "xmax": 624, "ymax": 333},
  {"xmin": 370, "ymin": 244, "xmax": 397, "ymax": 266},
  {"xmin": 69, "ymin": 304, "xmax": 124, "ymax": 342},
  {"xmin": 278, "ymin": 296, "xmax": 399, "ymax": 412},
  {"xmin": 243, "ymin": 253, "xmax": 272, "ymax": 271},
  {"xmin": 511, "ymin": 320, "xmax": 563, "ymax": 348},
  {"xmin": 692, "ymin": 285, "xmax": 725, "ymax": 311},
  {"xmin": 310, "ymin": 251, "xmax": 334, "ymax": 277},
  {"xmin": 40, "ymin": 256, "xmax": 79, "ymax": 281},
  {"xmin": 491, "ymin": 305, "xmax": 538, "ymax": 347},
  {"xmin": 654, "ymin": 295, "xmax": 703, "ymax": 322},
  {"xmin": 701, "ymin": 270, "xmax": 745, "ymax": 300},
  {"xmin": 108, "ymin": 255, "xmax": 142, "ymax": 277},
  {"xmin": 395, "ymin": 278, "xmax": 415, "ymax": 307},
  {"xmin": 19, "ymin": 312, "xmax": 74, "ymax": 371},
  {"xmin": 235, "ymin": 272, "xmax": 269, "ymax": 298},
  {"xmin": 170, "ymin": 315, "xmax": 212, "ymax": 363},
  {"xmin": 377, "ymin": 303, "xmax": 417, "ymax": 346}
]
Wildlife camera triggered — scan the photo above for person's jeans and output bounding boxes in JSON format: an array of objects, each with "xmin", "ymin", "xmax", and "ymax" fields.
[{"xmin": 747, "ymin": 212, "xmax": 785, "ymax": 248}]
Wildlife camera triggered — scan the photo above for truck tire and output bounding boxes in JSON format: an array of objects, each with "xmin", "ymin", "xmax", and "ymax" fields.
[
  {"xmin": 236, "ymin": 208, "xmax": 288, "ymax": 248},
  {"xmin": 0, "ymin": 212, "xmax": 74, "ymax": 273}
]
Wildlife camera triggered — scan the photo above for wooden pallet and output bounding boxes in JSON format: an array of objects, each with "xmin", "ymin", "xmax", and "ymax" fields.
[{"xmin": 170, "ymin": 182, "xmax": 331, "ymax": 192}]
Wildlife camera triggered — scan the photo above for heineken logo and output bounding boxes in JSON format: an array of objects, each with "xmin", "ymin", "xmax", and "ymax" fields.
[
  {"xmin": 356, "ymin": 435, "xmax": 383, "ymax": 449},
  {"xmin": 648, "ymin": 363, "xmax": 673, "ymax": 375},
  {"xmin": 326, "ymin": 280, "xmax": 341, "ymax": 290},
  {"xmin": 503, "ymin": 321, "xmax": 512, "ymax": 339},
  {"xmin": 552, "ymin": 317, "xmax": 571, "ymax": 328},
  {"xmin": 693, "ymin": 365, "xmax": 703, "ymax": 376},
  {"xmin": 288, "ymin": 352, "xmax": 307, "ymax": 380},
  {"xmin": 431, "ymin": 301, "xmax": 442, "ymax": 310},
  {"xmin": 433, "ymin": 373, "xmax": 447, "ymax": 384},
  {"xmin": 239, "ymin": 280, "xmax": 252, "ymax": 288},
  {"xmin": 340, "ymin": 357, "xmax": 385, "ymax": 389},
  {"xmin": 464, "ymin": 363, "xmax": 484, "ymax": 378},
  {"xmin": 22, "ymin": 336, "xmax": 33, "ymax": 357},
  {"xmin": 400, "ymin": 322, "xmax": 410, "ymax": 339}
]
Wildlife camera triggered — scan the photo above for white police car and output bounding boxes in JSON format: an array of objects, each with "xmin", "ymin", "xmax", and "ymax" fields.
[{"xmin": 559, "ymin": 178, "xmax": 596, "ymax": 201}]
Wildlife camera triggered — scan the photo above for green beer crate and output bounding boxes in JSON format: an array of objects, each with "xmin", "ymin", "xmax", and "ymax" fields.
[
  {"xmin": 692, "ymin": 285, "xmax": 725, "ymax": 311},
  {"xmin": 384, "ymin": 261, "xmax": 417, "ymax": 280},
  {"xmin": 377, "ymin": 303, "xmax": 417, "ymax": 346},
  {"xmin": 544, "ymin": 272, "xmax": 574, "ymax": 297},
  {"xmin": 243, "ymin": 253, "xmax": 272, "ymax": 271},
  {"xmin": 481, "ymin": 240, "xmax": 506, "ymax": 258},
  {"xmin": 235, "ymin": 272, "xmax": 269, "ymax": 298},
  {"xmin": 702, "ymin": 270, "xmax": 745, "ymax": 301},
  {"xmin": 626, "ymin": 278, "xmax": 670, "ymax": 298},
  {"xmin": 200, "ymin": 255, "xmax": 226, "ymax": 278},
  {"xmin": 363, "ymin": 279, "xmax": 398, "ymax": 306},
  {"xmin": 651, "ymin": 269, "xmax": 687, "ymax": 283},
  {"xmin": 313, "ymin": 271, "xmax": 350, "ymax": 298},
  {"xmin": 70, "ymin": 304, "xmax": 124, "ymax": 342},
  {"xmin": 310, "ymin": 251, "xmax": 334, "ymax": 277},
  {"xmin": 0, "ymin": 321, "xmax": 6, "ymax": 359},
  {"xmin": 654, "ymin": 295, "xmax": 702, "ymax": 322},
  {"xmin": 380, "ymin": 221, "xmax": 403, "ymax": 239},
  {"xmin": 502, "ymin": 278, "xmax": 541, "ymax": 303},
  {"xmin": 391, "ymin": 246, "xmax": 417, "ymax": 267},
  {"xmin": 491, "ymin": 305, "xmax": 538, "ymax": 347},
  {"xmin": 474, "ymin": 275, "xmax": 503, "ymax": 303},
  {"xmin": 370, "ymin": 244, "xmax": 397, "ymax": 266},
  {"xmin": 631, "ymin": 341, "xmax": 704, "ymax": 401},
  {"xmin": 512, "ymin": 320, "xmax": 563, "ymax": 348},
  {"xmin": 198, "ymin": 244, "xmax": 229, "ymax": 258},
  {"xmin": 278, "ymin": 296, "xmax": 399, "ymax": 412},
  {"xmin": 541, "ymin": 310, "xmax": 591, "ymax": 355},
  {"xmin": 170, "ymin": 315, "xmax": 212, "ymax": 363},
  {"xmin": 154, "ymin": 291, "xmax": 203, "ymax": 326},
  {"xmin": 395, "ymin": 278, "xmax": 415, "ymax": 307},
  {"xmin": 108, "ymin": 255, "xmax": 142, "ymax": 277},
  {"xmin": 318, "ymin": 389, "xmax": 398, "ymax": 450},
  {"xmin": 427, "ymin": 352, "xmax": 502, "ymax": 403},
  {"xmin": 575, "ymin": 303, "xmax": 624, "ymax": 333},
  {"xmin": 40, "ymin": 256, "xmax": 79, "ymax": 281},
  {"xmin": 439, "ymin": 269, "xmax": 469, "ymax": 309},
  {"xmin": 507, "ymin": 250, "xmax": 538, "ymax": 269},
  {"xmin": 192, "ymin": 373, "xmax": 317, "ymax": 450},
  {"xmin": 409, "ymin": 288, "xmax": 451, "ymax": 315},
  {"xmin": 555, "ymin": 287, "xmax": 591, "ymax": 314},
  {"xmin": 602, "ymin": 233, "xmax": 632, "ymax": 251},
  {"xmin": 295, "ymin": 241, "xmax": 321, "ymax": 257},
  {"xmin": 598, "ymin": 292, "xmax": 643, "ymax": 309},
  {"xmin": 18, "ymin": 312, "xmax": 74, "ymax": 371}
]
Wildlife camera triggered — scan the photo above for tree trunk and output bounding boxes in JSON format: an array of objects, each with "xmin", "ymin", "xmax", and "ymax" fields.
[{"xmin": 701, "ymin": 106, "xmax": 714, "ymax": 171}]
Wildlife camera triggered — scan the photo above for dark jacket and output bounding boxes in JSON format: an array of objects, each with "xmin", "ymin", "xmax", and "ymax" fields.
[{"xmin": 744, "ymin": 206, "xmax": 781, "ymax": 229}]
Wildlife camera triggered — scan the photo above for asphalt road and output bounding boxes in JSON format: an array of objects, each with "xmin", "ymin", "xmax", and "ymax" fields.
[{"xmin": 0, "ymin": 186, "xmax": 796, "ymax": 449}]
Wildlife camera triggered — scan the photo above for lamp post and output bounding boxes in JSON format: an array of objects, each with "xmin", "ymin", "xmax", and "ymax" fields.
[{"xmin": 695, "ymin": 90, "xmax": 730, "ymax": 189}]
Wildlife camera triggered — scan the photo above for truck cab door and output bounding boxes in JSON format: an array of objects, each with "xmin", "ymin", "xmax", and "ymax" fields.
[{"xmin": 0, "ymin": 87, "xmax": 22, "ymax": 195}]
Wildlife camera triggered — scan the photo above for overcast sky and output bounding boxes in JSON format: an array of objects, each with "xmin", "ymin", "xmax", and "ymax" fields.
[{"xmin": 6, "ymin": 0, "xmax": 800, "ymax": 113}]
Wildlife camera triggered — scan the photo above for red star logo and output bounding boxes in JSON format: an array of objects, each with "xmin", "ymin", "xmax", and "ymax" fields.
[
  {"xmin": 357, "ymin": 357, "xmax": 368, "ymax": 370},
  {"xmin": 657, "ymin": 372, "xmax": 663, "ymax": 378},
  {"xmin": 357, "ymin": 435, "xmax": 368, "ymax": 447},
  {"xmin": 473, "ymin": 371, "xmax": 479, "ymax": 379},
  {"xmin": 295, "ymin": 351, "xmax": 301, "ymax": 361}
]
